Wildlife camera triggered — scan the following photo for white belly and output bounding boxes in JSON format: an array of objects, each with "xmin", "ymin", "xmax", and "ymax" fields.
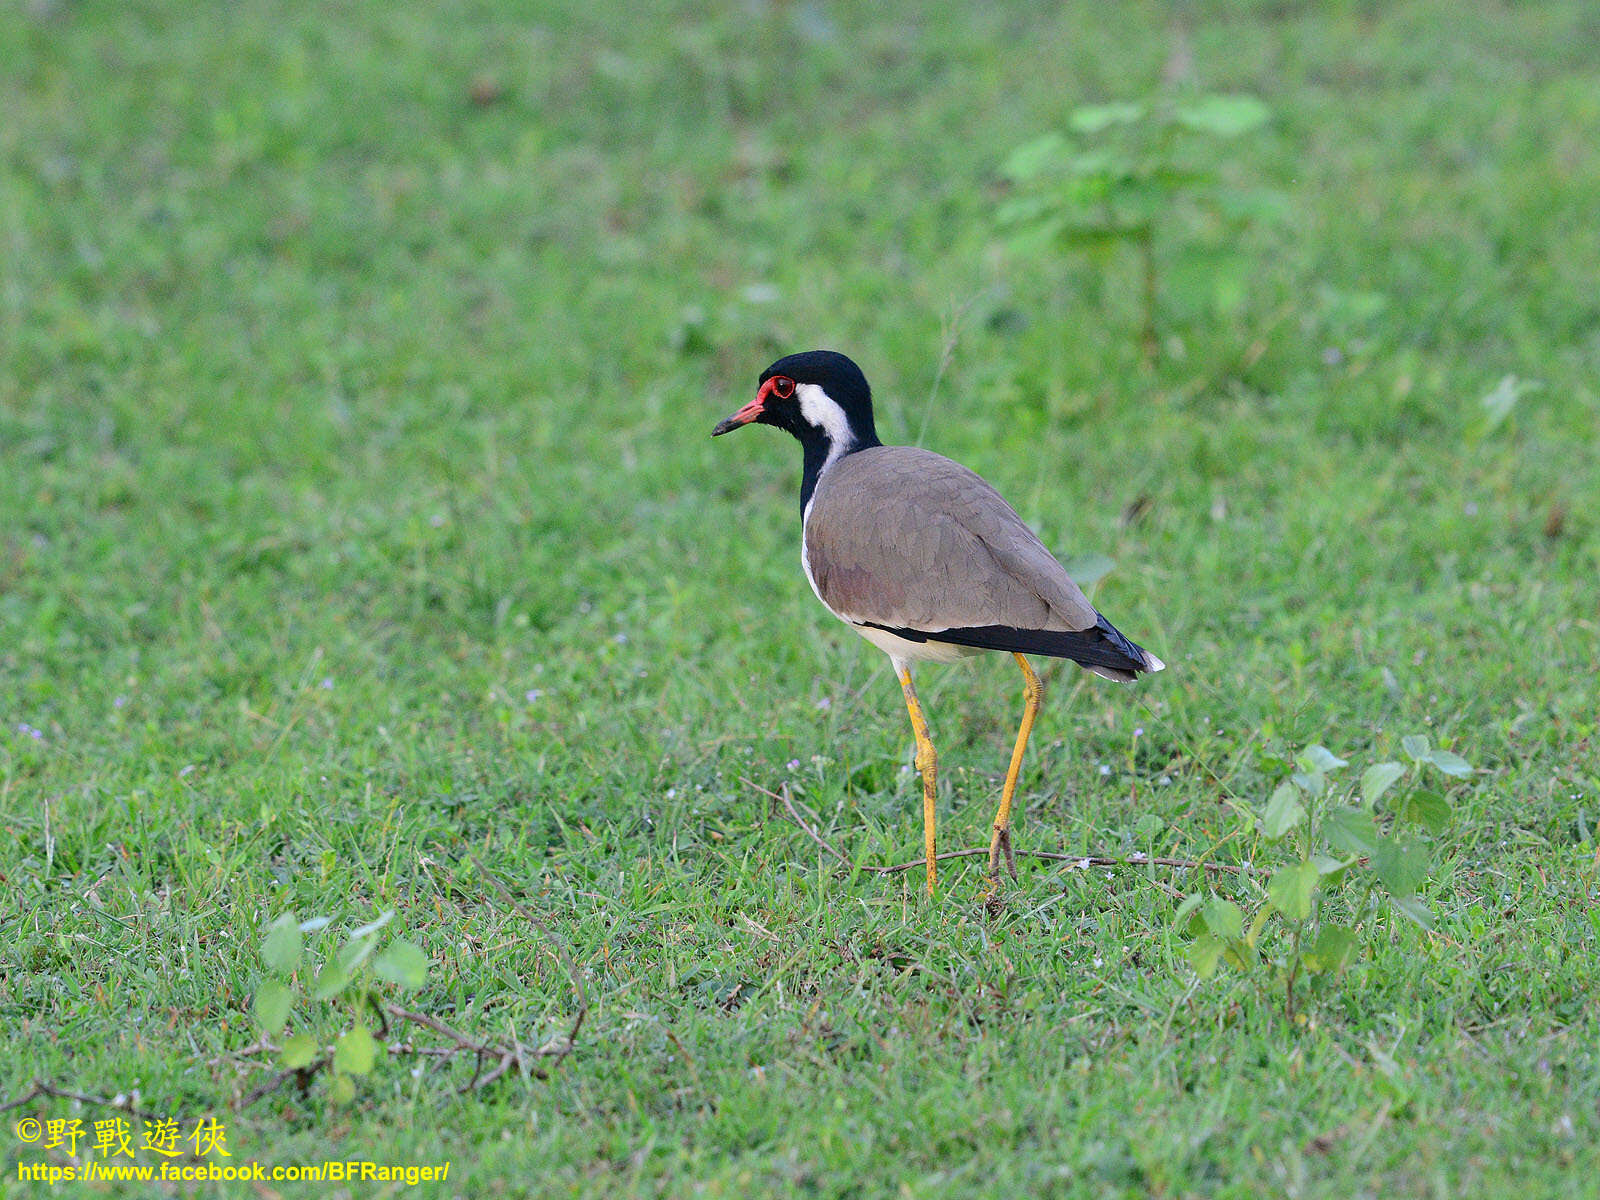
[{"xmin": 854, "ymin": 623, "xmax": 985, "ymax": 663}]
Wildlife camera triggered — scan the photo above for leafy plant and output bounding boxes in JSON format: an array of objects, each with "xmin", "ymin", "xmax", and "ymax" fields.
[
  {"xmin": 254, "ymin": 910, "xmax": 430, "ymax": 1103},
  {"xmin": 999, "ymin": 93, "xmax": 1283, "ymax": 364},
  {"xmin": 1470, "ymin": 373, "xmax": 1541, "ymax": 441},
  {"xmin": 1177, "ymin": 735, "xmax": 1472, "ymax": 1019}
]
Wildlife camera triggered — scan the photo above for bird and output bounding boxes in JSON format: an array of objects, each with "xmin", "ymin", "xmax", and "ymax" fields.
[{"xmin": 712, "ymin": 350, "xmax": 1164, "ymax": 893}]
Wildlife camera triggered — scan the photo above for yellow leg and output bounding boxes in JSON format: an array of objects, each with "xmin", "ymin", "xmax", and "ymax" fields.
[
  {"xmin": 989, "ymin": 652, "xmax": 1043, "ymax": 881},
  {"xmin": 897, "ymin": 666, "xmax": 939, "ymax": 894}
]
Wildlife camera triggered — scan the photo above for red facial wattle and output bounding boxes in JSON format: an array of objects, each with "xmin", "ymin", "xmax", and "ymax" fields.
[{"xmin": 711, "ymin": 375, "xmax": 795, "ymax": 437}]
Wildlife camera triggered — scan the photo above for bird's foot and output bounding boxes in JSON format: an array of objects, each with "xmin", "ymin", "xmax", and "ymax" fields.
[{"xmin": 987, "ymin": 825, "xmax": 1018, "ymax": 882}]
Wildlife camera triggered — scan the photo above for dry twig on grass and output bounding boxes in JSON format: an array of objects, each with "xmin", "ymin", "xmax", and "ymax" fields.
[
  {"xmin": 1, "ymin": 1080, "xmax": 161, "ymax": 1121},
  {"xmin": 746, "ymin": 776, "xmax": 1250, "ymax": 882}
]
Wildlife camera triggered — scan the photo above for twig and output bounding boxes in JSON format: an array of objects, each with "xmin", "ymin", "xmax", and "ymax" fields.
[
  {"xmin": 1, "ymin": 1081, "xmax": 160, "ymax": 1121},
  {"xmin": 746, "ymin": 778, "xmax": 850, "ymax": 866},
  {"xmin": 867, "ymin": 848, "xmax": 1249, "ymax": 877},
  {"xmin": 382, "ymin": 1005, "xmax": 502, "ymax": 1057},
  {"xmin": 238, "ymin": 1059, "xmax": 327, "ymax": 1109},
  {"xmin": 235, "ymin": 1000, "xmax": 576, "ymax": 1109},
  {"xmin": 751, "ymin": 776, "xmax": 1250, "ymax": 880}
]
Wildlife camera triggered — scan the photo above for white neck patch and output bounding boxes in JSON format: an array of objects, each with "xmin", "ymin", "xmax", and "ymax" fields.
[{"xmin": 796, "ymin": 382, "xmax": 855, "ymax": 475}]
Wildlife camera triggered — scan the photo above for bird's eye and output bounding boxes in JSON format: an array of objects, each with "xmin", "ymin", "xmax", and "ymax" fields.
[{"xmin": 772, "ymin": 376, "xmax": 795, "ymax": 399}]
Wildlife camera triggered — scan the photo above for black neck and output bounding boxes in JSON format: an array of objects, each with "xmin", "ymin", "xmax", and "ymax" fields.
[{"xmin": 798, "ymin": 427, "xmax": 879, "ymax": 515}]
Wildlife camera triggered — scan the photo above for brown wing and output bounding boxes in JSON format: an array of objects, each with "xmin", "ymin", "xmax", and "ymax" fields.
[{"xmin": 803, "ymin": 446, "xmax": 1099, "ymax": 633}]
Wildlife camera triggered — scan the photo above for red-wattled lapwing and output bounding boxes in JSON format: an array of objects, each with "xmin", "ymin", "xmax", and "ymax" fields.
[{"xmin": 713, "ymin": 350, "xmax": 1165, "ymax": 893}]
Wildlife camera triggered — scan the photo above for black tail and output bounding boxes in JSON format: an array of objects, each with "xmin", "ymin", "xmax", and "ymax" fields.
[{"xmin": 860, "ymin": 615, "xmax": 1163, "ymax": 678}]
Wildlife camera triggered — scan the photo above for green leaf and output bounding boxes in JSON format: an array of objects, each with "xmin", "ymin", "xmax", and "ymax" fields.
[
  {"xmin": 1291, "ymin": 770, "xmax": 1326, "ymax": 797},
  {"xmin": 999, "ymin": 217, "xmax": 1065, "ymax": 256},
  {"xmin": 313, "ymin": 957, "xmax": 352, "ymax": 1001},
  {"xmin": 1324, "ymin": 806, "xmax": 1380, "ymax": 856},
  {"xmin": 349, "ymin": 910, "xmax": 394, "ymax": 939},
  {"xmin": 1475, "ymin": 374, "xmax": 1539, "ymax": 438},
  {"xmin": 1221, "ymin": 938, "xmax": 1255, "ymax": 970},
  {"xmin": 1425, "ymin": 748, "xmax": 1473, "ymax": 778},
  {"xmin": 253, "ymin": 981, "xmax": 292, "ymax": 1032},
  {"xmin": 1172, "ymin": 893, "xmax": 1205, "ymax": 929},
  {"xmin": 262, "ymin": 913, "xmax": 302, "ymax": 973},
  {"xmin": 1361, "ymin": 762, "xmax": 1405, "ymax": 806},
  {"xmin": 1068, "ymin": 101, "xmax": 1145, "ymax": 134},
  {"xmin": 1213, "ymin": 186, "xmax": 1291, "ymax": 223},
  {"xmin": 1395, "ymin": 787, "xmax": 1452, "ymax": 834},
  {"xmin": 1172, "ymin": 93, "xmax": 1270, "ymax": 136},
  {"xmin": 373, "ymin": 940, "xmax": 430, "ymax": 990},
  {"xmin": 1002, "ymin": 133, "xmax": 1068, "ymax": 182},
  {"xmin": 1187, "ymin": 932, "xmax": 1223, "ymax": 978},
  {"xmin": 1303, "ymin": 926, "xmax": 1358, "ymax": 974},
  {"xmin": 1059, "ymin": 553, "xmax": 1116, "ymax": 588},
  {"xmin": 1058, "ymin": 223, "xmax": 1138, "ymax": 248},
  {"xmin": 333, "ymin": 1024, "xmax": 377, "ymax": 1076},
  {"xmin": 1391, "ymin": 895, "xmax": 1435, "ymax": 931},
  {"xmin": 329, "ymin": 1073, "xmax": 356, "ymax": 1105},
  {"xmin": 1202, "ymin": 896, "xmax": 1244, "ymax": 941},
  {"xmin": 1299, "ymin": 745, "xmax": 1348, "ymax": 773},
  {"xmin": 1401, "ymin": 734, "xmax": 1431, "ymax": 762},
  {"xmin": 1262, "ymin": 780, "xmax": 1307, "ymax": 839},
  {"xmin": 1133, "ymin": 814, "xmax": 1166, "ymax": 840},
  {"xmin": 280, "ymin": 1032, "xmax": 318, "ymax": 1069},
  {"xmin": 1107, "ymin": 176, "xmax": 1169, "ymax": 222},
  {"xmin": 336, "ymin": 935, "xmax": 378, "ymax": 975},
  {"xmin": 1312, "ymin": 853, "xmax": 1357, "ymax": 886},
  {"xmin": 1246, "ymin": 904, "xmax": 1272, "ymax": 950},
  {"xmin": 995, "ymin": 194, "xmax": 1062, "ymax": 228},
  {"xmin": 1210, "ymin": 267, "xmax": 1247, "ymax": 317},
  {"xmin": 1061, "ymin": 148, "xmax": 1119, "ymax": 180},
  {"xmin": 1150, "ymin": 164, "xmax": 1212, "ymax": 188},
  {"xmin": 1372, "ymin": 838, "xmax": 1429, "ymax": 897},
  {"xmin": 1268, "ymin": 861, "xmax": 1319, "ymax": 921}
]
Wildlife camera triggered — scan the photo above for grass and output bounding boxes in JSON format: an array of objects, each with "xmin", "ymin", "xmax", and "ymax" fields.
[{"xmin": 3, "ymin": 0, "xmax": 1599, "ymax": 1194}]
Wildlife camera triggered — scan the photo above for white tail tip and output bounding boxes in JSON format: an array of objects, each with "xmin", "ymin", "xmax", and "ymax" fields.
[{"xmin": 1144, "ymin": 652, "xmax": 1166, "ymax": 672}]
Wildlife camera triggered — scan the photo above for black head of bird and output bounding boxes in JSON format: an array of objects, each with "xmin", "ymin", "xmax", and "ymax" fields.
[
  {"xmin": 713, "ymin": 349, "xmax": 879, "ymax": 445},
  {"xmin": 713, "ymin": 350, "xmax": 884, "ymax": 514},
  {"xmin": 714, "ymin": 350, "xmax": 1165, "ymax": 894}
]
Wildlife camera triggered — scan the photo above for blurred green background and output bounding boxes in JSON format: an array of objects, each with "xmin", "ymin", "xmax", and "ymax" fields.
[{"xmin": 3, "ymin": 1, "xmax": 1598, "ymax": 1195}]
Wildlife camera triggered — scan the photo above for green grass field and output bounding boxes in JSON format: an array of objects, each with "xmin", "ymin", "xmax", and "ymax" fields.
[{"xmin": 4, "ymin": 1, "xmax": 1599, "ymax": 1195}]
